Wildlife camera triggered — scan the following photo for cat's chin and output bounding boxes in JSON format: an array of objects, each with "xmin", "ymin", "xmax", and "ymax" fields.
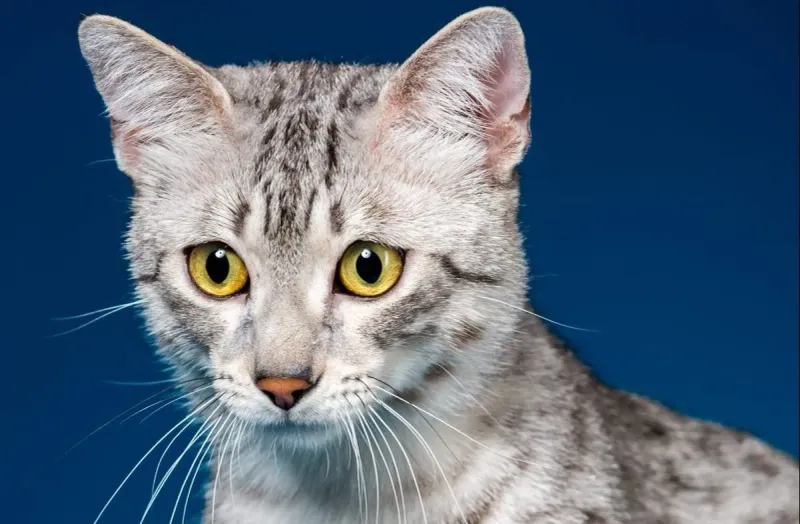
[{"xmin": 254, "ymin": 418, "xmax": 341, "ymax": 449}]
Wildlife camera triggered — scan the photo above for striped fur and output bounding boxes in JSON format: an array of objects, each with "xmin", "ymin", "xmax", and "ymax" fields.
[{"xmin": 78, "ymin": 8, "xmax": 798, "ymax": 524}]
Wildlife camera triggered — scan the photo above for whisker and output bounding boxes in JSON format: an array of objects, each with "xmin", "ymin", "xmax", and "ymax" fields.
[
  {"xmin": 476, "ymin": 294, "xmax": 598, "ymax": 333},
  {"xmin": 229, "ymin": 418, "xmax": 246, "ymax": 511},
  {"xmin": 100, "ymin": 368, "xmax": 207, "ymax": 388},
  {"xmin": 368, "ymin": 382, "xmax": 559, "ymax": 472},
  {"xmin": 48, "ymin": 302, "xmax": 141, "ymax": 338},
  {"xmin": 169, "ymin": 416, "xmax": 222, "ymax": 524},
  {"xmin": 119, "ymin": 394, "xmax": 183, "ymax": 427},
  {"xmin": 367, "ymin": 406, "xmax": 427, "ymax": 524},
  {"xmin": 139, "ymin": 383, "xmax": 216, "ymax": 424},
  {"xmin": 234, "ymin": 420, "xmax": 249, "ymax": 485},
  {"xmin": 85, "ymin": 158, "xmax": 118, "ymax": 167},
  {"xmin": 324, "ymin": 443, "xmax": 331, "ymax": 480},
  {"xmin": 182, "ymin": 418, "xmax": 221, "ymax": 524},
  {"xmin": 62, "ymin": 378, "xmax": 214, "ymax": 460},
  {"xmin": 338, "ymin": 417, "xmax": 352, "ymax": 470},
  {"xmin": 150, "ymin": 384, "xmax": 217, "ymax": 494},
  {"xmin": 118, "ymin": 381, "xmax": 221, "ymax": 429},
  {"xmin": 368, "ymin": 388, "xmax": 466, "ymax": 523},
  {"xmin": 365, "ymin": 407, "xmax": 406, "ymax": 524},
  {"xmin": 365, "ymin": 375, "xmax": 464, "ymax": 471},
  {"xmin": 343, "ymin": 410, "xmax": 367, "ymax": 523},
  {"xmin": 92, "ymin": 392, "xmax": 221, "ymax": 524},
  {"xmin": 52, "ymin": 300, "xmax": 142, "ymax": 321},
  {"xmin": 211, "ymin": 412, "xmax": 236, "ymax": 524},
  {"xmin": 351, "ymin": 403, "xmax": 380, "ymax": 524},
  {"xmin": 101, "ymin": 378, "xmax": 183, "ymax": 387},
  {"xmin": 433, "ymin": 363, "xmax": 510, "ymax": 438},
  {"xmin": 62, "ymin": 385, "xmax": 177, "ymax": 458},
  {"xmin": 357, "ymin": 395, "xmax": 402, "ymax": 524},
  {"xmin": 141, "ymin": 401, "xmax": 225, "ymax": 523}
]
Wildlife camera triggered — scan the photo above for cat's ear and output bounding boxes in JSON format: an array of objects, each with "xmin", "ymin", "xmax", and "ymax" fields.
[
  {"xmin": 78, "ymin": 15, "xmax": 233, "ymax": 178},
  {"xmin": 376, "ymin": 7, "xmax": 530, "ymax": 176}
]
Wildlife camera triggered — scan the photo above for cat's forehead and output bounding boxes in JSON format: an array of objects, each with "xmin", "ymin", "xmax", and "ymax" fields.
[
  {"xmin": 216, "ymin": 61, "xmax": 396, "ymax": 172},
  {"xmin": 216, "ymin": 61, "xmax": 395, "ymax": 117},
  {"xmin": 203, "ymin": 62, "xmax": 399, "ymax": 247}
]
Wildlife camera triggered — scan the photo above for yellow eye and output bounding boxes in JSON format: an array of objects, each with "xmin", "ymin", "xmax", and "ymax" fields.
[
  {"xmin": 338, "ymin": 241, "xmax": 403, "ymax": 297},
  {"xmin": 188, "ymin": 242, "xmax": 249, "ymax": 297}
]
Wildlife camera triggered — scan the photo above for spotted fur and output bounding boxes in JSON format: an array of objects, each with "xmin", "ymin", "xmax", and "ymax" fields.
[{"xmin": 77, "ymin": 8, "xmax": 799, "ymax": 524}]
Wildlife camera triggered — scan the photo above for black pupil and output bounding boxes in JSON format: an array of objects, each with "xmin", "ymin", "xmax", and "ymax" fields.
[
  {"xmin": 355, "ymin": 248, "xmax": 383, "ymax": 284},
  {"xmin": 206, "ymin": 249, "xmax": 230, "ymax": 284}
]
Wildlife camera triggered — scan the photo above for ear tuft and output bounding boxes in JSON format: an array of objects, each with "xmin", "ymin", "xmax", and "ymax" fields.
[{"xmin": 378, "ymin": 7, "xmax": 531, "ymax": 172}]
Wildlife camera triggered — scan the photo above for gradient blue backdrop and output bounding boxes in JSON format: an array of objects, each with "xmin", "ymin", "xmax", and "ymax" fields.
[{"xmin": 2, "ymin": 1, "xmax": 797, "ymax": 522}]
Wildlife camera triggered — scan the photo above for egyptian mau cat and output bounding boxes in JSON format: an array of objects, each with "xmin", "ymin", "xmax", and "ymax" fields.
[{"xmin": 77, "ymin": 7, "xmax": 799, "ymax": 524}]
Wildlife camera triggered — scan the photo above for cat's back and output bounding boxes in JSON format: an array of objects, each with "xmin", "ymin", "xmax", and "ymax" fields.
[{"xmin": 601, "ymin": 387, "xmax": 799, "ymax": 523}]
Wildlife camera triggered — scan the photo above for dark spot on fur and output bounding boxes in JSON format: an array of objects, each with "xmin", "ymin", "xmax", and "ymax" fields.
[
  {"xmin": 158, "ymin": 288, "xmax": 217, "ymax": 348},
  {"xmin": 337, "ymin": 69, "xmax": 366, "ymax": 110},
  {"xmin": 397, "ymin": 386, "xmax": 421, "ymax": 405},
  {"xmin": 370, "ymin": 288, "xmax": 450, "ymax": 348},
  {"xmin": 136, "ymin": 271, "xmax": 159, "ymax": 284},
  {"xmin": 303, "ymin": 111, "xmax": 320, "ymax": 140},
  {"xmin": 510, "ymin": 344, "xmax": 527, "ymax": 375},
  {"xmin": 266, "ymin": 77, "xmax": 286, "ymax": 114},
  {"xmin": 423, "ymin": 362, "xmax": 451, "ymax": 382},
  {"xmin": 436, "ymin": 254, "xmax": 500, "ymax": 285},
  {"xmin": 255, "ymin": 125, "xmax": 278, "ymax": 183},
  {"xmin": 134, "ymin": 250, "xmax": 163, "ymax": 284},
  {"xmin": 459, "ymin": 495, "xmax": 493, "ymax": 524},
  {"xmin": 775, "ymin": 510, "xmax": 800, "ymax": 524},
  {"xmin": 452, "ymin": 322, "xmax": 485, "ymax": 347},
  {"xmin": 364, "ymin": 201, "xmax": 389, "ymax": 223},
  {"xmin": 276, "ymin": 189, "xmax": 297, "ymax": 232},
  {"xmin": 352, "ymin": 91, "xmax": 379, "ymax": 112},
  {"xmin": 486, "ymin": 165, "xmax": 521, "ymax": 191},
  {"xmin": 666, "ymin": 466, "xmax": 692, "ymax": 493},
  {"xmin": 642, "ymin": 420, "xmax": 668, "ymax": 439},
  {"xmin": 501, "ymin": 403, "xmax": 526, "ymax": 430},
  {"xmin": 582, "ymin": 511, "xmax": 606, "ymax": 523},
  {"xmin": 570, "ymin": 397, "xmax": 589, "ymax": 455},
  {"xmin": 283, "ymin": 112, "xmax": 304, "ymax": 150},
  {"xmin": 743, "ymin": 452, "xmax": 780, "ymax": 477},
  {"xmin": 231, "ymin": 199, "xmax": 250, "ymax": 236},
  {"xmin": 262, "ymin": 125, "xmax": 277, "ymax": 146},
  {"xmin": 297, "ymin": 62, "xmax": 315, "ymax": 100},
  {"xmin": 262, "ymin": 187, "xmax": 273, "ymax": 231},
  {"xmin": 396, "ymin": 323, "xmax": 438, "ymax": 341},
  {"xmin": 329, "ymin": 199, "xmax": 344, "ymax": 233},
  {"xmin": 303, "ymin": 187, "xmax": 318, "ymax": 232},
  {"xmin": 324, "ymin": 121, "xmax": 339, "ymax": 188}
]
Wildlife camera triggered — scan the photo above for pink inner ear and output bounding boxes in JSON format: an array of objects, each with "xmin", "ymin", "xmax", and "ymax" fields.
[
  {"xmin": 485, "ymin": 42, "xmax": 530, "ymax": 123},
  {"xmin": 482, "ymin": 43, "xmax": 531, "ymax": 166}
]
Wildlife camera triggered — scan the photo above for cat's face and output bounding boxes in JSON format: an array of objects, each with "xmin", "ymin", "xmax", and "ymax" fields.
[{"xmin": 79, "ymin": 7, "xmax": 531, "ymax": 447}]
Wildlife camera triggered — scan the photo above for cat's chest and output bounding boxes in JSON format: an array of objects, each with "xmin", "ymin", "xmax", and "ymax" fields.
[{"xmin": 209, "ymin": 493, "xmax": 451, "ymax": 524}]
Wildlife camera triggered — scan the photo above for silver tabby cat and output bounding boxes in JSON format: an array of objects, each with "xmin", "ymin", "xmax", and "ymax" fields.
[{"xmin": 77, "ymin": 7, "xmax": 799, "ymax": 524}]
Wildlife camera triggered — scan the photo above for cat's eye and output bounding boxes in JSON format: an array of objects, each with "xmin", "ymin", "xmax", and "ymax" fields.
[
  {"xmin": 187, "ymin": 242, "xmax": 249, "ymax": 298},
  {"xmin": 337, "ymin": 241, "xmax": 403, "ymax": 297}
]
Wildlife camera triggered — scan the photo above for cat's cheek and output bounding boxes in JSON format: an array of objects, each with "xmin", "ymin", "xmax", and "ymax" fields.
[{"xmin": 378, "ymin": 346, "xmax": 433, "ymax": 390}]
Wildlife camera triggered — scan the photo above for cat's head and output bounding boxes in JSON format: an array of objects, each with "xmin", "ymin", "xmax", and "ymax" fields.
[{"xmin": 78, "ymin": 7, "xmax": 531, "ymax": 447}]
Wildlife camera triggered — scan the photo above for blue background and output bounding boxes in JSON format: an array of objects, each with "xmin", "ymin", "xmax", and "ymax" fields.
[{"xmin": 1, "ymin": 1, "xmax": 797, "ymax": 522}]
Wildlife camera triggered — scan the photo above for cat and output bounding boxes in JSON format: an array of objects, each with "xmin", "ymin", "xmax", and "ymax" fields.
[{"xmin": 77, "ymin": 7, "xmax": 799, "ymax": 524}]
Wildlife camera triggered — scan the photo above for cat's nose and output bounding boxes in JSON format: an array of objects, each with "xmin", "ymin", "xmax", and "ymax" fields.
[{"xmin": 255, "ymin": 373, "xmax": 313, "ymax": 411}]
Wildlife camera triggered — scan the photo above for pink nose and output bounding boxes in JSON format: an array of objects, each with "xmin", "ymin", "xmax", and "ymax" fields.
[{"xmin": 255, "ymin": 377, "xmax": 312, "ymax": 410}]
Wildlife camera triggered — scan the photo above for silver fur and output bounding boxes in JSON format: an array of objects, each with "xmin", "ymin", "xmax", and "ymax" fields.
[{"xmin": 77, "ymin": 8, "xmax": 799, "ymax": 523}]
